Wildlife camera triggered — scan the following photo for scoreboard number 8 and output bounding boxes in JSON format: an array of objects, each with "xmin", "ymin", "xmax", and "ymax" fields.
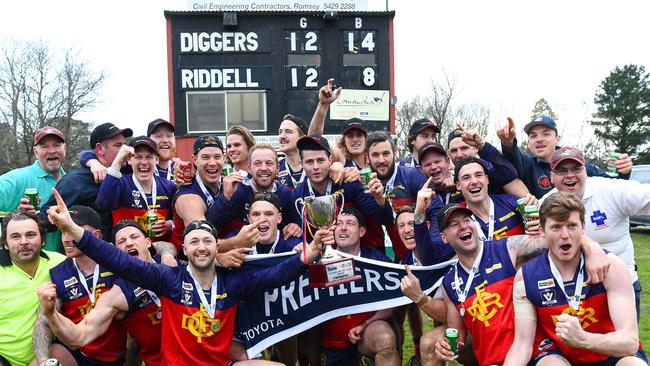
[{"xmin": 363, "ymin": 67, "xmax": 375, "ymax": 86}]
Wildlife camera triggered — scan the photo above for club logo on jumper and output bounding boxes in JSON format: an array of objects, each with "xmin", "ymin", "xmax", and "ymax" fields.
[
  {"xmin": 552, "ymin": 305, "xmax": 599, "ymax": 329},
  {"xmin": 181, "ymin": 304, "xmax": 221, "ymax": 343},
  {"xmin": 466, "ymin": 281, "xmax": 504, "ymax": 326},
  {"xmin": 537, "ymin": 175, "xmax": 551, "ymax": 189},
  {"xmin": 79, "ymin": 291, "xmax": 102, "ymax": 317},
  {"xmin": 132, "ymin": 190, "xmax": 142, "ymax": 207},
  {"xmin": 147, "ymin": 308, "xmax": 162, "ymax": 325},
  {"xmin": 590, "ymin": 210, "xmax": 608, "ymax": 230},
  {"xmin": 68, "ymin": 286, "xmax": 82, "ymax": 300}
]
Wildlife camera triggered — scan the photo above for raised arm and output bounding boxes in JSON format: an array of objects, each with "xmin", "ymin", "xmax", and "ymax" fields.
[
  {"xmin": 555, "ymin": 255, "xmax": 639, "ymax": 357},
  {"xmin": 308, "ymin": 78, "xmax": 342, "ymax": 136},
  {"xmin": 503, "ymin": 270, "xmax": 538, "ymax": 366},
  {"xmin": 32, "ymin": 283, "xmax": 59, "ymax": 365}
]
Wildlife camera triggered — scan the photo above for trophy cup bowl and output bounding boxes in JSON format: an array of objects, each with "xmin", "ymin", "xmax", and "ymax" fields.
[{"xmin": 296, "ymin": 192, "xmax": 362, "ymax": 288}]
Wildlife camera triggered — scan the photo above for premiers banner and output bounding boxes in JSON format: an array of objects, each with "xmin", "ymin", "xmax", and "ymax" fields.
[{"xmin": 238, "ymin": 251, "xmax": 455, "ymax": 357}]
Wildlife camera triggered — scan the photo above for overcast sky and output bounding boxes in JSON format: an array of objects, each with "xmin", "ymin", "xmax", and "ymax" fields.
[{"xmin": 1, "ymin": 0, "xmax": 649, "ymax": 147}]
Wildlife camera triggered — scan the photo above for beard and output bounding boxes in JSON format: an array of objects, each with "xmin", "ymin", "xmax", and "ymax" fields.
[
  {"xmin": 375, "ymin": 162, "xmax": 396, "ymax": 181},
  {"xmin": 158, "ymin": 145, "xmax": 177, "ymax": 161}
]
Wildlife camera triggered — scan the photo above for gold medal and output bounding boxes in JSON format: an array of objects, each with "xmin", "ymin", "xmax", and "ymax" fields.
[{"xmin": 211, "ymin": 320, "xmax": 220, "ymax": 332}]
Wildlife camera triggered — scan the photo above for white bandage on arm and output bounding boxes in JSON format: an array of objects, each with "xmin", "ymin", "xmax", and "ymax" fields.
[{"xmin": 513, "ymin": 280, "xmax": 537, "ymax": 320}]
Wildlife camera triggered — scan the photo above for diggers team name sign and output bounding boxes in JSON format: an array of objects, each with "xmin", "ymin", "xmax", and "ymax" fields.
[{"xmin": 237, "ymin": 252, "xmax": 454, "ymax": 357}]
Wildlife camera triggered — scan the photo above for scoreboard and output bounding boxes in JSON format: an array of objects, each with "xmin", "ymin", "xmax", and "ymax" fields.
[{"xmin": 164, "ymin": 10, "xmax": 395, "ymax": 156}]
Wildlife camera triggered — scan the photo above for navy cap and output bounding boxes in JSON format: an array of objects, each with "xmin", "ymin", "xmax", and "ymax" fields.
[
  {"xmin": 129, "ymin": 136, "xmax": 158, "ymax": 155},
  {"xmin": 183, "ymin": 220, "xmax": 218, "ymax": 240},
  {"xmin": 111, "ymin": 220, "xmax": 156, "ymax": 256},
  {"xmin": 342, "ymin": 118, "xmax": 368, "ymax": 135},
  {"xmin": 146, "ymin": 118, "xmax": 175, "ymax": 136},
  {"xmin": 193, "ymin": 135, "xmax": 224, "ymax": 155},
  {"xmin": 69, "ymin": 205, "xmax": 101, "ymax": 230},
  {"xmin": 436, "ymin": 203, "xmax": 473, "ymax": 231},
  {"xmin": 408, "ymin": 118, "xmax": 440, "ymax": 137},
  {"xmin": 282, "ymin": 114, "xmax": 309, "ymax": 135},
  {"xmin": 447, "ymin": 128, "xmax": 463, "ymax": 148},
  {"xmin": 418, "ymin": 141, "xmax": 447, "ymax": 162},
  {"xmin": 90, "ymin": 123, "xmax": 133, "ymax": 149},
  {"xmin": 524, "ymin": 115, "xmax": 558, "ymax": 134},
  {"xmin": 296, "ymin": 135, "xmax": 331, "ymax": 155}
]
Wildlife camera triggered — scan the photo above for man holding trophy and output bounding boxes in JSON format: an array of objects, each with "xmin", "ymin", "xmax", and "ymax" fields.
[{"xmin": 290, "ymin": 135, "xmax": 394, "ymax": 287}]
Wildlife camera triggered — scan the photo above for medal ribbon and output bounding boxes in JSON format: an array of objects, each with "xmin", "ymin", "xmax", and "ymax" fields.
[
  {"xmin": 453, "ymin": 243, "xmax": 484, "ymax": 316},
  {"xmin": 186, "ymin": 266, "xmax": 218, "ymax": 318},
  {"xmin": 132, "ymin": 175, "xmax": 157, "ymax": 214},
  {"xmin": 73, "ymin": 259, "xmax": 100, "ymax": 305},
  {"xmin": 283, "ymin": 160, "xmax": 305, "ymax": 188},
  {"xmin": 472, "ymin": 197, "xmax": 495, "ymax": 241},
  {"xmin": 252, "ymin": 231, "xmax": 281, "ymax": 255},
  {"xmin": 154, "ymin": 165, "xmax": 173, "ymax": 181},
  {"xmin": 383, "ymin": 166, "xmax": 399, "ymax": 195},
  {"xmin": 548, "ymin": 252, "xmax": 585, "ymax": 315},
  {"xmin": 307, "ymin": 179, "xmax": 332, "ymax": 197},
  {"xmin": 196, "ymin": 174, "xmax": 218, "ymax": 207}
]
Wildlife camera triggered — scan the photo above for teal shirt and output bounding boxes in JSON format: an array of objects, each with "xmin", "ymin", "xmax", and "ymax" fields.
[{"xmin": 0, "ymin": 161, "xmax": 64, "ymax": 252}]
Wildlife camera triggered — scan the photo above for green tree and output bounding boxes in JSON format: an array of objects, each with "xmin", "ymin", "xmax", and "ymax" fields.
[
  {"xmin": 591, "ymin": 64, "xmax": 650, "ymax": 159},
  {"xmin": 530, "ymin": 98, "xmax": 558, "ymax": 120}
]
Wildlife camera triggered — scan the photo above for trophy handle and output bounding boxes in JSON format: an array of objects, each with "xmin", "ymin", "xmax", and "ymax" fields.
[
  {"xmin": 294, "ymin": 197, "xmax": 305, "ymax": 220},
  {"xmin": 334, "ymin": 191, "xmax": 345, "ymax": 218}
]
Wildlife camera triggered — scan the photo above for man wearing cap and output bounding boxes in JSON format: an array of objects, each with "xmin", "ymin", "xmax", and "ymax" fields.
[
  {"xmin": 497, "ymin": 115, "xmax": 633, "ymax": 198},
  {"xmin": 36, "ymin": 220, "xmax": 178, "ymax": 366},
  {"xmin": 81, "ymin": 118, "xmax": 178, "ymax": 183},
  {"xmin": 0, "ymin": 126, "xmax": 66, "ymax": 252},
  {"xmin": 206, "ymin": 144, "xmax": 302, "ymax": 250},
  {"xmin": 290, "ymin": 134, "xmax": 394, "ymax": 239},
  {"xmin": 96, "ymin": 136, "xmax": 176, "ymax": 241},
  {"xmin": 46, "ymin": 187, "xmax": 331, "ymax": 366},
  {"xmin": 418, "ymin": 141, "xmax": 462, "ymax": 205},
  {"xmin": 365, "ymin": 131, "xmax": 441, "ymax": 259},
  {"xmin": 32, "ymin": 205, "xmax": 127, "ymax": 366},
  {"xmin": 277, "ymin": 113, "xmax": 311, "ymax": 190},
  {"xmin": 0, "ymin": 211, "xmax": 65, "ymax": 366},
  {"xmin": 320, "ymin": 207, "xmax": 401, "ymax": 366},
  {"xmin": 454, "ymin": 157, "xmax": 537, "ymax": 241},
  {"xmin": 504, "ymin": 192, "xmax": 646, "ymax": 366},
  {"xmin": 447, "ymin": 126, "xmax": 529, "ymax": 197},
  {"xmin": 540, "ymin": 146, "xmax": 650, "ymax": 320},
  {"xmin": 40, "ymin": 122, "xmax": 133, "ymax": 241},
  {"xmin": 411, "ymin": 203, "xmax": 608, "ymax": 366},
  {"xmin": 399, "ymin": 118, "xmax": 440, "ymax": 170}
]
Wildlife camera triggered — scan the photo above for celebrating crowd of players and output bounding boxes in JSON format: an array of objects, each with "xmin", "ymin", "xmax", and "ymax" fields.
[{"xmin": 0, "ymin": 80, "xmax": 649, "ymax": 366}]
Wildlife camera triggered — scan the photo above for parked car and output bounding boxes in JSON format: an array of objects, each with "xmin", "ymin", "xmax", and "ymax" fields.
[{"xmin": 630, "ymin": 164, "xmax": 650, "ymax": 226}]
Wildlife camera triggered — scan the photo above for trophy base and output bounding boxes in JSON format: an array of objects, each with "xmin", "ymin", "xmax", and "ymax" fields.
[{"xmin": 309, "ymin": 256, "xmax": 361, "ymax": 288}]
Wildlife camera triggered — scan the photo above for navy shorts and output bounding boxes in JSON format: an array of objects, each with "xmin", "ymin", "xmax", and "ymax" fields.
[
  {"xmin": 54, "ymin": 340, "xmax": 124, "ymax": 366},
  {"xmin": 530, "ymin": 347, "xmax": 647, "ymax": 366},
  {"xmin": 320, "ymin": 344, "xmax": 359, "ymax": 366}
]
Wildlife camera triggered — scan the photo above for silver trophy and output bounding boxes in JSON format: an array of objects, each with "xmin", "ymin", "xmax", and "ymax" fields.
[{"xmin": 295, "ymin": 192, "xmax": 361, "ymax": 287}]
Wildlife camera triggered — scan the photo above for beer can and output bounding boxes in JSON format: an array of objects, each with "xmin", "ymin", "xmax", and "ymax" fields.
[
  {"xmin": 523, "ymin": 205, "xmax": 539, "ymax": 233},
  {"xmin": 391, "ymin": 134, "xmax": 398, "ymax": 146},
  {"xmin": 146, "ymin": 212, "xmax": 158, "ymax": 238},
  {"xmin": 606, "ymin": 152, "xmax": 621, "ymax": 177},
  {"xmin": 24, "ymin": 188, "xmax": 39, "ymax": 209},
  {"xmin": 222, "ymin": 164, "xmax": 233, "ymax": 177},
  {"xmin": 44, "ymin": 359, "xmax": 59, "ymax": 366},
  {"xmin": 179, "ymin": 161, "xmax": 193, "ymax": 183},
  {"xmin": 445, "ymin": 328, "xmax": 459, "ymax": 357},
  {"xmin": 516, "ymin": 198, "xmax": 527, "ymax": 219},
  {"xmin": 360, "ymin": 167, "xmax": 372, "ymax": 190}
]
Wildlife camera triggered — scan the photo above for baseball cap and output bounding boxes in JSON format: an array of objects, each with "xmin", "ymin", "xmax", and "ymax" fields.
[
  {"xmin": 146, "ymin": 118, "xmax": 175, "ymax": 136},
  {"xmin": 89, "ymin": 123, "xmax": 133, "ymax": 149},
  {"xmin": 447, "ymin": 129, "xmax": 463, "ymax": 147},
  {"xmin": 193, "ymin": 135, "xmax": 224, "ymax": 155},
  {"xmin": 342, "ymin": 118, "xmax": 368, "ymax": 135},
  {"xmin": 252, "ymin": 192, "xmax": 282, "ymax": 212},
  {"xmin": 437, "ymin": 203, "xmax": 473, "ymax": 231},
  {"xmin": 111, "ymin": 220, "xmax": 157, "ymax": 256},
  {"xmin": 282, "ymin": 114, "xmax": 309, "ymax": 135},
  {"xmin": 550, "ymin": 146, "xmax": 585, "ymax": 171},
  {"xmin": 129, "ymin": 136, "xmax": 159, "ymax": 155},
  {"xmin": 296, "ymin": 135, "xmax": 331, "ymax": 155},
  {"xmin": 408, "ymin": 118, "xmax": 440, "ymax": 138},
  {"xmin": 183, "ymin": 220, "xmax": 218, "ymax": 240},
  {"xmin": 524, "ymin": 115, "xmax": 558, "ymax": 135},
  {"xmin": 69, "ymin": 205, "xmax": 101, "ymax": 230},
  {"xmin": 418, "ymin": 141, "xmax": 447, "ymax": 162},
  {"xmin": 34, "ymin": 126, "xmax": 65, "ymax": 145}
]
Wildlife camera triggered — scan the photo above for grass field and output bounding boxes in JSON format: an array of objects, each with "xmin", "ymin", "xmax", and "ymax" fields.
[{"xmin": 400, "ymin": 228, "xmax": 650, "ymax": 364}]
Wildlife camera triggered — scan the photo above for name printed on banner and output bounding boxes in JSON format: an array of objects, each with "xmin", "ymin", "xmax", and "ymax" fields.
[
  {"xmin": 263, "ymin": 267, "xmax": 401, "ymax": 318},
  {"xmin": 181, "ymin": 68, "xmax": 259, "ymax": 89},
  {"xmin": 180, "ymin": 32, "xmax": 259, "ymax": 52}
]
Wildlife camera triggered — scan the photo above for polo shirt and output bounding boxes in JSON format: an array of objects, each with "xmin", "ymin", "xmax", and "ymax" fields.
[
  {"xmin": 0, "ymin": 249, "xmax": 65, "ymax": 366},
  {"xmin": 0, "ymin": 161, "xmax": 64, "ymax": 252}
]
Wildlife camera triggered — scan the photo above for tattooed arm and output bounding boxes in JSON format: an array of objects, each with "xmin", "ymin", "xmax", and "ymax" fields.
[
  {"xmin": 32, "ymin": 287, "xmax": 62, "ymax": 364},
  {"xmin": 506, "ymin": 234, "xmax": 547, "ymax": 269}
]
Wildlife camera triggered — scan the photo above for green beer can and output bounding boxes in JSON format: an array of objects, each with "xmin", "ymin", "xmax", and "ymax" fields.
[
  {"xmin": 44, "ymin": 359, "xmax": 59, "ymax": 366},
  {"xmin": 606, "ymin": 152, "xmax": 621, "ymax": 177},
  {"xmin": 360, "ymin": 167, "xmax": 372, "ymax": 190},
  {"xmin": 25, "ymin": 188, "xmax": 39, "ymax": 209},
  {"xmin": 146, "ymin": 212, "xmax": 158, "ymax": 238},
  {"xmin": 445, "ymin": 328, "xmax": 459, "ymax": 358},
  {"xmin": 222, "ymin": 163, "xmax": 233, "ymax": 177},
  {"xmin": 523, "ymin": 205, "xmax": 539, "ymax": 233},
  {"xmin": 516, "ymin": 197, "xmax": 527, "ymax": 218}
]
